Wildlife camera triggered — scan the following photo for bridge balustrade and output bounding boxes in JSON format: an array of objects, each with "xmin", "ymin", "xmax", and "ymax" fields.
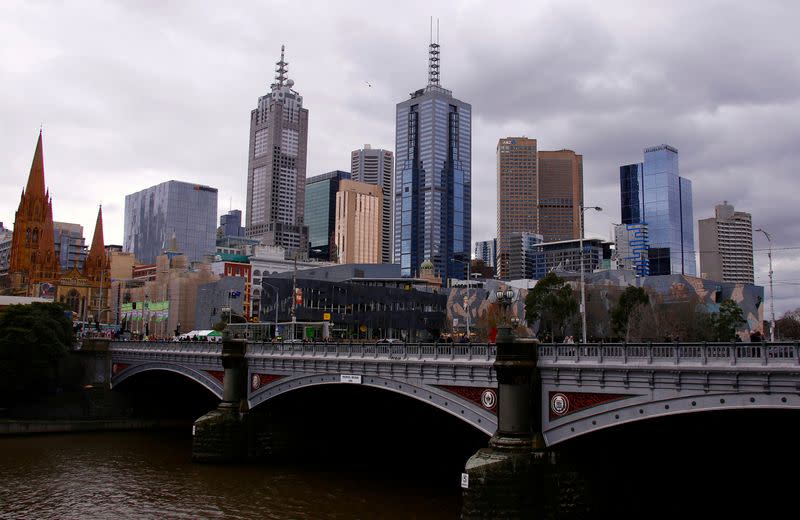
[{"xmin": 245, "ymin": 341, "xmax": 496, "ymax": 361}]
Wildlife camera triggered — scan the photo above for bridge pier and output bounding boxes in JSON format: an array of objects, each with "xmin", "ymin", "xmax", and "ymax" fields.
[
  {"xmin": 462, "ymin": 327, "xmax": 578, "ymax": 519},
  {"xmin": 192, "ymin": 337, "xmax": 251, "ymax": 463}
]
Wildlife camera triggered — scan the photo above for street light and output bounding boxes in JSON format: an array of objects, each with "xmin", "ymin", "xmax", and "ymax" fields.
[
  {"xmin": 755, "ymin": 228, "xmax": 775, "ymax": 342},
  {"xmin": 262, "ymin": 281, "xmax": 280, "ymax": 340},
  {"xmin": 579, "ymin": 204, "xmax": 602, "ymax": 343},
  {"xmin": 495, "ymin": 288, "xmax": 516, "ymax": 325}
]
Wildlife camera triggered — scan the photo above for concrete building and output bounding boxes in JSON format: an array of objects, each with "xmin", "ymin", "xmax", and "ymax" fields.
[
  {"xmin": 53, "ymin": 222, "xmax": 87, "ymax": 272},
  {"xmin": 698, "ymin": 202, "xmax": 754, "ymax": 284},
  {"xmin": 335, "ymin": 180, "xmax": 382, "ymax": 265},
  {"xmin": 305, "ymin": 170, "xmax": 350, "ymax": 260},
  {"xmin": 218, "ymin": 209, "xmax": 244, "ymax": 238},
  {"xmin": 0, "ymin": 222, "xmax": 13, "ymax": 279},
  {"xmin": 123, "ymin": 180, "xmax": 218, "ymax": 265},
  {"xmin": 506, "ymin": 232, "xmax": 544, "ymax": 280},
  {"xmin": 351, "ymin": 145, "xmax": 393, "ymax": 263},
  {"xmin": 530, "ymin": 238, "xmax": 613, "ymax": 280},
  {"xmin": 194, "ymin": 276, "xmax": 246, "ymax": 330},
  {"xmin": 614, "ymin": 223, "xmax": 650, "ymax": 277},
  {"xmin": 394, "ymin": 32, "xmax": 471, "ymax": 282},
  {"xmin": 211, "ymin": 253, "xmax": 252, "ymax": 318},
  {"xmin": 474, "ymin": 238, "xmax": 497, "ymax": 269},
  {"xmin": 245, "ymin": 46, "xmax": 309, "ymax": 258},
  {"xmin": 537, "ymin": 150, "xmax": 583, "ymax": 242},
  {"xmin": 620, "ymin": 145, "xmax": 695, "ymax": 276}
]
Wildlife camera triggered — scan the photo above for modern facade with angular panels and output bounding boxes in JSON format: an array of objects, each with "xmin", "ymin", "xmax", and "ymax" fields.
[
  {"xmin": 245, "ymin": 46, "xmax": 309, "ymax": 258},
  {"xmin": 123, "ymin": 180, "xmax": 218, "ymax": 264},
  {"xmin": 620, "ymin": 144, "xmax": 695, "ymax": 276},
  {"xmin": 305, "ymin": 170, "xmax": 350, "ymax": 260},
  {"xmin": 698, "ymin": 202, "xmax": 753, "ymax": 283},
  {"xmin": 394, "ymin": 35, "xmax": 471, "ymax": 282},
  {"xmin": 351, "ymin": 145, "xmax": 393, "ymax": 263}
]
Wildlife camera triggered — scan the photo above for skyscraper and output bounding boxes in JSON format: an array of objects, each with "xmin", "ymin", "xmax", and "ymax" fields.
[
  {"xmin": 53, "ymin": 222, "xmax": 87, "ymax": 272},
  {"xmin": 124, "ymin": 180, "xmax": 218, "ymax": 264},
  {"xmin": 219, "ymin": 210, "xmax": 244, "ymax": 238},
  {"xmin": 245, "ymin": 46, "xmax": 309, "ymax": 258},
  {"xmin": 394, "ymin": 28, "xmax": 471, "ymax": 281},
  {"xmin": 351, "ymin": 145, "xmax": 393, "ymax": 263},
  {"xmin": 474, "ymin": 238, "xmax": 497, "ymax": 270},
  {"xmin": 698, "ymin": 202, "xmax": 753, "ymax": 283},
  {"xmin": 335, "ymin": 180, "xmax": 382, "ymax": 264},
  {"xmin": 619, "ymin": 144, "xmax": 695, "ymax": 276},
  {"xmin": 305, "ymin": 170, "xmax": 350, "ymax": 260},
  {"xmin": 537, "ymin": 150, "xmax": 583, "ymax": 242}
]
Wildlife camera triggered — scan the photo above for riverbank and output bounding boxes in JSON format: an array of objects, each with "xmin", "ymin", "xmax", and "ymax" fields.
[{"xmin": 0, "ymin": 418, "xmax": 190, "ymax": 435}]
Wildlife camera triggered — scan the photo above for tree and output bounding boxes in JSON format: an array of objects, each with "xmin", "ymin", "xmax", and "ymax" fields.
[
  {"xmin": 611, "ymin": 286, "xmax": 650, "ymax": 338},
  {"xmin": 712, "ymin": 299, "xmax": 746, "ymax": 341},
  {"xmin": 525, "ymin": 272, "xmax": 578, "ymax": 341},
  {"xmin": 776, "ymin": 312, "xmax": 800, "ymax": 340},
  {"xmin": 0, "ymin": 302, "xmax": 74, "ymax": 405}
]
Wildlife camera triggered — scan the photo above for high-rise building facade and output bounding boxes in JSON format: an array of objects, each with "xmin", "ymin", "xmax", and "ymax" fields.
[
  {"xmin": 698, "ymin": 202, "xmax": 753, "ymax": 283},
  {"xmin": 305, "ymin": 170, "xmax": 350, "ymax": 260},
  {"xmin": 614, "ymin": 223, "xmax": 650, "ymax": 277},
  {"xmin": 496, "ymin": 137, "xmax": 537, "ymax": 279},
  {"xmin": 474, "ymin": 238, "xmax": 497, "ymax": 269},
  {"xmin": 0, "ymin": 223, "xmax": 13, "ymax": 278},
  {"xmin": 620, "ymin": 145, "xmax": 695, "ymax": 276},
  {"xmin": 394, "ymin": 34, "xmax": 471, "ymax": 282},
  {"xmin": 506, "ymin": 232, "xmax": 543, "ymax": 280},
  {"xmin": 53, "ymin": 222, "xmax": 87, "ymax": 272},
  {"xmin": 537, "ymin": 150, "xmax": 583, "ymax": 242},
  {"xmin": 219, "ymin": 210, "xmax": 244, "ymax": 238},
  {"xmin": 245, "ymin": 46, "xmax": 309, "ymax": 258},
  {"xmin": 335, "ymin": 180, "xmax": 382, "ymax": 264},
  {"xmin": 351, "ymin": 145, "xmax": 393, "ymax": 263},
  {"xmin": 124, "ymin": 180, "xmax": 218, "ymax": 264}
]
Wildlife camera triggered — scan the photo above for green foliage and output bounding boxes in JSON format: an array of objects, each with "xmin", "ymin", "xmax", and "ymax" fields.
[
  {"xmin": 611, "ymin": 286, "xmax": 650, "ymax": 337},
  {"xmin": 0, "ymin": 303, "xmax": 74, "ymax": 404},
  {"xmin": 711, "ymin": 299, "xmax": 746, "ymax": 341},
  {"xmin": 525, "ymin": 272, "xmax": 578, "ymax": 340}
]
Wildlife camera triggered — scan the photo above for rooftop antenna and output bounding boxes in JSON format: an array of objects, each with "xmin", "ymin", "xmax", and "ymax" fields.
[
  {"xmin": 274, "ymin": 44, "xmax": 288, "ymax": 87},
  {"xmin": 428, "ymin": 17, "xmax": 440, "ymax": 86}
]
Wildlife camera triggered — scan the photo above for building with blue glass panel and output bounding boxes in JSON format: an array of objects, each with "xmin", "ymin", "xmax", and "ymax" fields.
[
  {"xmin": 618, "ymin": 145, "xmax": 695, "ymax": 276},
  {"xmin": 394, "ymin": 36, "xmax": 471, "ymax": 282},
  {"xmin": 305, "ymin": 170, "xmax": 350, "ymax": 260}
]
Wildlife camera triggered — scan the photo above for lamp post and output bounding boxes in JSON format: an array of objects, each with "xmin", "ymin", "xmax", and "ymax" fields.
[
  {"xmin": 579, "ymin": 204, "xmax": 602, "ymax": 343},
  {"xmin": 755, "ymin": 228, "xmax": 775, "ymax": 342},
  {"xmin": 262, "ymin": 281, "xmax": 280, "ymax": 339}
]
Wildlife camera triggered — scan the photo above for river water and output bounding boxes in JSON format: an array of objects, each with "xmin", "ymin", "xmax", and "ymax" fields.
[{"xmin": 0, "ymin": 431, "xmax": 461, "ymax": 519}]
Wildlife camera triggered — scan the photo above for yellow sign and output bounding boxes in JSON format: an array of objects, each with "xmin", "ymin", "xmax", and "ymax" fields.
[{"xmin": 323, "ymin": 312, "xmax": 331, "ymax": 321}]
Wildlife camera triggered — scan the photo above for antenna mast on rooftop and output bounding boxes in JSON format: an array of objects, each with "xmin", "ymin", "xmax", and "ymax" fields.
[{"xmin": 428, "ymin": 17, "xmax": 440, "ymax": 86}]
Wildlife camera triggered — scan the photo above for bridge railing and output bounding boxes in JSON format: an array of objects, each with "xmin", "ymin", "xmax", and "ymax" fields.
[
  {"xmin": 247, "ymin": 341, "xmax": 496, "ymax": 361},
  {"xmin": 537, "ymin": 342, "xmax": 800, "ymax": 366},
  {"xmin": 110, "ymin": 341, "xmax": 223, "ymax": 355}
]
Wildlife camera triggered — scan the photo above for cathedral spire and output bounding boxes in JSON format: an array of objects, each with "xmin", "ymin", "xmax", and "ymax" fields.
[
  {"xmin": 25, "ymin": 130, "xmax": 46, "ymax": 197},
  {"xmin": 84, "ymin": 205, "xmax": 108, "ymax": 280},
  {"xmin": 89, "ymin": 205, "xmax": 105, "ymax": 254}
]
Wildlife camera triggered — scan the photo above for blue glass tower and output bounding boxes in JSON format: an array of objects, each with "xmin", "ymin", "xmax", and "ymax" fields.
[{"xmin": 394, "ymin": 33, "xmax": 471, "ymax": 282}]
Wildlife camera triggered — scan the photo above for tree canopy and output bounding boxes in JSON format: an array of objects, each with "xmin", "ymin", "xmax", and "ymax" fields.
[
  {"xmin": 611, "ymin": 286, "xmax": 650, "ymax": 338},
  {"xmin": 525, "ymin": 272, "xmax": 578, "ymax": 341}
]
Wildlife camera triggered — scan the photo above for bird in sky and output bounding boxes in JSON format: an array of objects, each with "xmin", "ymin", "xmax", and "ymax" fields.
[{"xmin": 365, "ymin": 81, "xmax": 372, "ymax": 87}]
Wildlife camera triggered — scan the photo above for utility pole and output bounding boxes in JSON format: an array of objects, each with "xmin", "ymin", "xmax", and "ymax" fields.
[
  {"xmin": 580, "ymin": 204, "xmax": 602, "ymax": 343},
  {"xmin": 291, "ymin": 255, "xmax": 297, "ymax": 340},
  {"xmin": 755, "ymin": 228, "xmax": 775, "ymax": 342}
]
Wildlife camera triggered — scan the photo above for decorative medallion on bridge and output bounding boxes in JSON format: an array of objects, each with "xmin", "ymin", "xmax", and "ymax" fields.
[
  {"xmin": 111, "ymin": 363, "xmax": 129, "ymax": 376},
  {"xmin": 548, "ymin": 391, "xmax": 637, "ymax": 420},
  {"xmin": 251, "ymin": 373, "xmax": 286, "ymax": 391},
  {"xmin": 435, "ymin": 385, "xmax": 497, "ymax": 414},
  {"xmin": 206, "ymin": 370, "xmax": 224, "ymax": 385}
]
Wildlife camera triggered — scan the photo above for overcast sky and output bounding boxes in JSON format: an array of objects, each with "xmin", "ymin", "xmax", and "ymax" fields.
[{"xmin": 2, "ymin": 1, "xmax": 799, "ymax": 314}]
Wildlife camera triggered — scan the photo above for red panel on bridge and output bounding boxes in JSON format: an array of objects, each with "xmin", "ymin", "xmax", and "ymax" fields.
[
  {"xmin": 548, "ymin": 391, "xmax": 636, "ymax": 420},
  {"xmin": 436, "ymin": 385, "xmax": 498, "ymax": 414},
  {"xmin": 206, "ymin": 370, "xmax": 224, "ymax": 384},
  {"xmin": 111, "ymin": 363, "xmax": 130, "ymax": 376},
  {"xmin": 251, "ymin": 373, "xmax": 286, "ymax": 391}
]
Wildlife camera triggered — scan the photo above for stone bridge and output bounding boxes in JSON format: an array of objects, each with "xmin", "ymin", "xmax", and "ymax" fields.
[{"xmin": 101, "ymin": 339, "xmax": 800, "ymax": 446}]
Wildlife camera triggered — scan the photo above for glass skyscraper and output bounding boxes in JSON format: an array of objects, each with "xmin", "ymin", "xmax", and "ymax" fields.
[
  {"xmin": 394, "ymin": 35, "xmax": 471, "ymax": 281},
  {"xmin": 124, "ymin": 180, "xmax": 218, "ymax": 264},
  {"xmin": 619, "ymin": 145, "xmax": 695, "ymax": 276},
  {"xmin": 305, "ymin": 170, "xmax": 350, "ymax": 260}
]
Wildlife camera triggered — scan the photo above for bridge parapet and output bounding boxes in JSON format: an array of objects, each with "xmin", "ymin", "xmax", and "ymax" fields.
[{"xmin": 247, "ymin": 341, "xmax": 496, "ymax": 362}]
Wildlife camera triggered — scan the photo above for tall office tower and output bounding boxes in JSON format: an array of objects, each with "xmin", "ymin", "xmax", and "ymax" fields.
[
  {"xmin": 614, "ymin": 223, "xmax": 650, "ymax": 277},
  {"xmin": 219, "ymin": 210, "xmax": 244, "ymax": 238},
  {"xmin": 620, "ymin": 144, "xmax": 695, "ymax": 276},
  {"xmin": 496, "ymin": 137, "xmax": 537, "ymax": 279},
  {"xmin": 305, "ymin": 170, "xmax": 350, "ymax": 260},
  {"xmin": 506, "ymin": 232, "xmax": 544, "ymax": 280},
  {"xmin": 335, "ymin": 180, "xmax": 382, "ymax": 264},
  {"xmin": 394, "ymin": 28, "xmax": 471, "ymax": 282},
  {"xmin": 698, "ymin": 202, "xmax": 753, "ymax": 283},
  {"xmin": 351, "ymin": 145, "xmax": 393, "ymax": 263},
  {"xmin": 0, "ymin": 223, "xmax": 12, "ymax": 277},
  {"xmin": 124, "ymin": 180, "xmax": 218, "ymax": 264},
  {"xmin": 474, "ymin": 238, "xmax": 497, "ymax": 269},
  {"xmin": 53, "ymin": 222, "xmax": 87, "ymax": 272},
  {"xmin": 537, "ymin": 150, "xmax": 583, "ymax": 242},
  {"xmin": 245, "ymin": 45, "xmax": 309, "ymax": 258}
]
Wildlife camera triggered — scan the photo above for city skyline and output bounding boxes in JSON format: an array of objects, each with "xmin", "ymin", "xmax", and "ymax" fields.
[{"xmin": 2, "ymin": 1, "xmax": 799, "ymax": 310}]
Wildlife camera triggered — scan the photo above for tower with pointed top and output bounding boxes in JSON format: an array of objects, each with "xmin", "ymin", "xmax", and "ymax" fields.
[
  {"xmin": 245, "ymin": 45, "xmax": 309, "ymax": 258},
  {"xmin": 9, "ymin": 131, "xmax": 60, "ymax": 295},
  {"xmin": 394, "ymin": 23, "xmax": 471, "ymax": 282}
]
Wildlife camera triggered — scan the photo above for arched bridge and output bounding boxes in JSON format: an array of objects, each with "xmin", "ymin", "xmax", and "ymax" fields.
[{"xmin": 103, "ymin": 340, "xmax": 800, "ymax": 444}]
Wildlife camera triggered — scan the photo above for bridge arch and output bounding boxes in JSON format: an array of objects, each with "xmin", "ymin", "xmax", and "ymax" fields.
[
  {"xmin": 545, "ymin": 390, "xmax": 800, "ymax": 446},
  {"xmin": 111, "ymin": 362, "xmax": 224, "ymax": 400},
  {"xmin": 248, "ymin": 373, "xmax": 496, "ymax": 435}
]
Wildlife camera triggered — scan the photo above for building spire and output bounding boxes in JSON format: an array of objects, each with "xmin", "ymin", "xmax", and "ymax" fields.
[
  {"xmin": 25, "ymin": 130, "xmax": 46, "ymax": 197},
  {"xmin": 428, "ymin": 18, "xmax": 440, "ymax": 86},
  {"xmin": 274, "ymin": 44, "xmax": 288, "ymax": 87},
  {"xmin": 89, "ymin": 205, "xmax": 105, "ymax": 254}
]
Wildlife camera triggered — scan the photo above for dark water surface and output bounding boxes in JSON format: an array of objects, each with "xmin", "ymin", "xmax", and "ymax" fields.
[{"xmin": 0, "ymin": 431, "xmax": 461, "ymax": 520}]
